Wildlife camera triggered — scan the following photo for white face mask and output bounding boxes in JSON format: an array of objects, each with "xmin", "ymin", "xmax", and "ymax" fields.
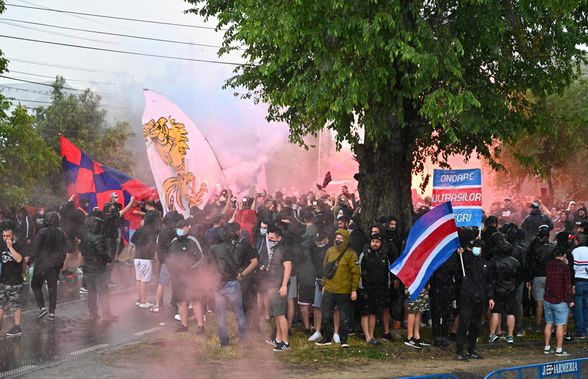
[
  {"xmin": 472, "ymin": 247, "xmax": 482, "ymax": 256},
  {"xmin": 260, "ymin": 227, "xmax": 268, "ymax": 236}
]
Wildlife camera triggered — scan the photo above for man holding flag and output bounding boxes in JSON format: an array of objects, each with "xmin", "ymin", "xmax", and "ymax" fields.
[{"xmin": 389, "ymin": 202, "xmax": 462, "ymax": 350}]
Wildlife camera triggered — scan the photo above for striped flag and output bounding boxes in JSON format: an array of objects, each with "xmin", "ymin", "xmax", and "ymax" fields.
[{"xmin": 390, "ymin": 202, "xmax": 461, "ymax": 300}]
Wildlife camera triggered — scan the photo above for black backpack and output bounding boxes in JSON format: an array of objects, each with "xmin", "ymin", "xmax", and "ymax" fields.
[{"xmin": 495, "ymin": 256, "xmax": 520, "ymax": 294}]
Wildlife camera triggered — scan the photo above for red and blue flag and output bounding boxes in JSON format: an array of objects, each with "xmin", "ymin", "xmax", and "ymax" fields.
[
  {"xmin": 60, "ymin": 136, "xmax": 158, "ymax": 241},
  {"xmin": 390, "ymin": 202, "xmax": 460, "ymax": 300}
]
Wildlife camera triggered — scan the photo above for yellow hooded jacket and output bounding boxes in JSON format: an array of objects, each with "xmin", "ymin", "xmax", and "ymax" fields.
[{"xmin": 322, "ymin": 229, "xmax": 360, "ymax": 294}]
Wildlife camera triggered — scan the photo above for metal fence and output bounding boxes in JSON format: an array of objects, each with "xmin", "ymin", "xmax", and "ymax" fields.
[
  {"xmin": 394, "ymin": 357, "xmax": 588, "ymax": 379},
  {"xmin": 483, "ymin": 357, "xmax": 588, "ymax": 379}
]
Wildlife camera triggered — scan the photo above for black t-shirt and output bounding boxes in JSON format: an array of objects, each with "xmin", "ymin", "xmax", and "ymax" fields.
[
  {"xmin": 266, "ymin": 242, "xmax": 293, "ymax": 287},
  {"xmin": 131, "ymin": 226, "xmax": 157, "ymax": 260},
  {"xmin": 0, "ymin": 240, "xmax": 25, "ymax": 285},
  {"xmin": 156, "ymin": 227, "xmax": 177, "ymax": 263},
  {"xmin": 210, "ymin": 236, "xmax": 256, "ymax": 282}
]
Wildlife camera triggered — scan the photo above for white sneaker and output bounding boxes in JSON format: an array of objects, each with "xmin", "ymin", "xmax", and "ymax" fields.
[
  {"xmin": 174, "ymin": 314, "xmax": 181, "ymax": 321},
  {"xmin": 139, "ymin": 302, "xmax": 154, "ymax": 308},
  {"xmin": 308, "ymin": 331, "xmax": 322, "ymax": 342},
  {"xmin": 333, "ymin": 333, "xmax": 341, "ymax": 344}
]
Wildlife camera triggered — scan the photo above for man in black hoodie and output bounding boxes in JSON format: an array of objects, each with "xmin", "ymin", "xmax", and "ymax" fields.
[
  {"xmin": 30, "ymin": 212, "xmax": 67, "ymax": 321},
  {"xmin": 487, "ymin": 232, "xmax": 520, "ymax": 344},
  {"xmin": 166, "ymin": 219, "xmax": 206, "ymax": 333},
  {"xmin": 455, "ymin": 240, "xmax": 489, "ymax": 361},
  {"xmin": 358, "ymin": 234, "xmax": 390, "ymax": 345},
  {"xmin": 209, "ymin": 224, "xmax": 255, "ymax": 347},
  {"xmin": 80, "ymin": 216, "xmax": 117, "ymax": 322},
  {"xmin": 522, "ymin": 202, "xmax": 553, "ymax": 243}
]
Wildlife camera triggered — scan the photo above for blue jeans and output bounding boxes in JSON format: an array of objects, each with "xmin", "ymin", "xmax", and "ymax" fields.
[
  {"xmin": 214, "ymin": 281, "xmax": 246, "ymax": 346},
  {"xmin": 574, "ymin": 282, "xmax": 588, "ymax": 336}
]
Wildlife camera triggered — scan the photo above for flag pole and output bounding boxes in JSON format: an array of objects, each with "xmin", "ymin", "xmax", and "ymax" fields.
[
  {"xmin": 459, "ymin": 252, "xmax": 466, "ymax": 277},
  {"xmin": 199, "ymin": 130, "xmax": 229, "ymax": 187}
]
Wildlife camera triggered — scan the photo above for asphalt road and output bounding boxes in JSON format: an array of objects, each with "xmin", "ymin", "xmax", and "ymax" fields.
[{"xmin": 0, "ymin": 263, "xmax": 175, "ymax": 378}]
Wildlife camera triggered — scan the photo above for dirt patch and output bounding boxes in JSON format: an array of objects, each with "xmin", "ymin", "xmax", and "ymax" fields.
[{"xmin": 94, "ymin": 326, "xmax": 588, "ymax": 379}]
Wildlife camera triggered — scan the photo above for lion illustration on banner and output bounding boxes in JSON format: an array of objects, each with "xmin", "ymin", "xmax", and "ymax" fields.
[{"xmin": 143, "ymin": 116, "xmax": 207, "ymax": 210}]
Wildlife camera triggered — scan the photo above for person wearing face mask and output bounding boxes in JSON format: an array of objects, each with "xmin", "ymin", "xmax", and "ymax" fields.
[
  {"xmin": 208, "ymin": 223, "xmax": 256, "ymax": 347},
  {"xmin": 455, "ymin": 239, "xmax": 489, "ymax": 361},
  {"xmin": 166, "ymin": 219, "xmax": 205, "ymax": 333},
  {"xmin": 33, "ymin": 208, "xmax": 46, "ymax": 236},
  {"xmin": 487, "ymin": 232, "xmax": 521, "ymax": 344},
  {"xmin": 315, "ymin": 229, "xmax": 359, "ymax": 348},
  {"xmin": 264, "ymin": 227, "xmax": 293, "ymax": 352},
  {"xmin": 255, "ymin": 219, "xmax": 273, "ymax": 324}
]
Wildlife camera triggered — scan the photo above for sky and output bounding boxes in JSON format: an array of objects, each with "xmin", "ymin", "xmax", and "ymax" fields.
[
  {"xmin": 0, "ymin": 0, "xmax": 362, "ymax": 194},
  {"xmin": 0, "ymin": 0, "xmax": 498, "ymax": 205}
]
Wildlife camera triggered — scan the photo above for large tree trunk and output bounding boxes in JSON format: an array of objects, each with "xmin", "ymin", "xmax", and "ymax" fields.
[{"xmin": 356, "ymin": 113, "xmax": 415, "ymax": 239}]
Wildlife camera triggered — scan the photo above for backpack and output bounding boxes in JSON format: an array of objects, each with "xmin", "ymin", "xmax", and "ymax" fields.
[{"xmin": 495, "ymin": 256, "xmax": 520, "ymax": 295}]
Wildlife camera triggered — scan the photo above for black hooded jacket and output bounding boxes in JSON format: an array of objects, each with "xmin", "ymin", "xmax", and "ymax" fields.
[
  {"xmin": 358, "ymin": 246, "xmax": 390, "ymax": 290},
  {"xmin": 80, "ymin": 217, "xmax": 111, "ymax": 273},
  {"xmin": 458, "ymin": 252, "xmax": 491, "ymax": 303},
  {"xmin": 487, "ymin": 239, "xmax": 520, "ymax": 298},
  {"xmin": 522, "ymin": 209, "xmax": 553, "ymax": 242},
  {"xmin": 527, "ymin": 237, "xmax": 555, "ymax": 278},
  {"xmin": 31, "ymin": 213, "xmax": 67, "ymax": 271}
]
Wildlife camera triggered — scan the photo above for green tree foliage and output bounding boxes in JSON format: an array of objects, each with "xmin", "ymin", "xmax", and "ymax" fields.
[
  {"xmin": 186, "ymin": 0, "xmax": 588, "ymax": 232},
  {"xmin": 0, "ymin": 0, "xmax": 59, "ymax": 208},
  {"xmin": 495, "ymin": 78, "xmax": 588, "ymax": 201},
  {"xmin": 34, "ymin": 77, "xmax": 135, "ymax": 172},
  {"xmin": 0, "ymin": 101, "xmax": 60, "ymax": 208}
]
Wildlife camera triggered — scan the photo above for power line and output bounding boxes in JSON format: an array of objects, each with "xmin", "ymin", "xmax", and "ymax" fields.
[
  {"xmin": 6, "ymin": 97, "xmax": 53, "ymax": 104},
  {"xmin": 0, "ymin": 34, "xmax": 244, "ymax": 66},
  {"xmin": 3, "ymin": 96, "xmax": 124, "ymax": 109},
  {"xmin": 0, "ymin": 75, "xmax": 85, "ymax": 92},
  {"xmin": 7, "ymin": 57, "xmax": 115, "ymax": 74},
  {"xmin": 0, "ymin": 19, "xmax": 114, "ymax": 44},
  {"xmin": 0, "ymin": 18, "xmax": 224, "ymax": 49},
  {"xmin": 16, "ymin": 0, "xmax": 115, "ymax": 27},
  {"xmin": 5, "ymin": 3, "xmax": 222, "ymax": 31},
  {"xmin": 7, "ymin": 70, "xmax": 120, "ymax": 85},
  {"xmin": 0, "ymin": 84, "xmax": 54, "ymax": 95}
]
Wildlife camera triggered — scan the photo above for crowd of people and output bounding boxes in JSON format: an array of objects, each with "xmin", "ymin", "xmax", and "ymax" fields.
[{"xmin": 1, "ymin": 187, "xmax": 588, "ymax": 362}]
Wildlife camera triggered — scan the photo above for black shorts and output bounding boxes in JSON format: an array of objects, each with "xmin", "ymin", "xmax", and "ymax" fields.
[
  {"xmin": 297, "ymin": 284, "xmax": 314, "ymax": 305},
  {"xmin": 491, "ymin": 293, "xmax": 516, "ymax": 315},
  {"xmin": 359, "ymin": 288, "xmax": 386, "ymax": 316}
]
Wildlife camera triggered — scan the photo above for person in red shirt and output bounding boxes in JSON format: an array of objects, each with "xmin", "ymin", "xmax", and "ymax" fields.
[{"xmin": 543, "ymin": 246, "xmax": 574, "ymax": 356}]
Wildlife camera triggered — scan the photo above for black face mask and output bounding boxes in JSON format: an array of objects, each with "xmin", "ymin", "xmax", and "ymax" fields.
[{"xmin": 335, "ymin": 240, "xmax": 343, "ymax": 246}]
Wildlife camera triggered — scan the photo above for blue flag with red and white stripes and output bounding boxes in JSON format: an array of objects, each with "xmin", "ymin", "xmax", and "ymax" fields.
[{"xmin": 390, "ymin": 202, "xmax": 461, "ymax": 301}]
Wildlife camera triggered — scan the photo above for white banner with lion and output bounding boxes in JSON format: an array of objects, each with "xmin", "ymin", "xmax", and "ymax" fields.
[{"xmin": 142, "ymin": 89, "xmax": 226, "ymax": 217}]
